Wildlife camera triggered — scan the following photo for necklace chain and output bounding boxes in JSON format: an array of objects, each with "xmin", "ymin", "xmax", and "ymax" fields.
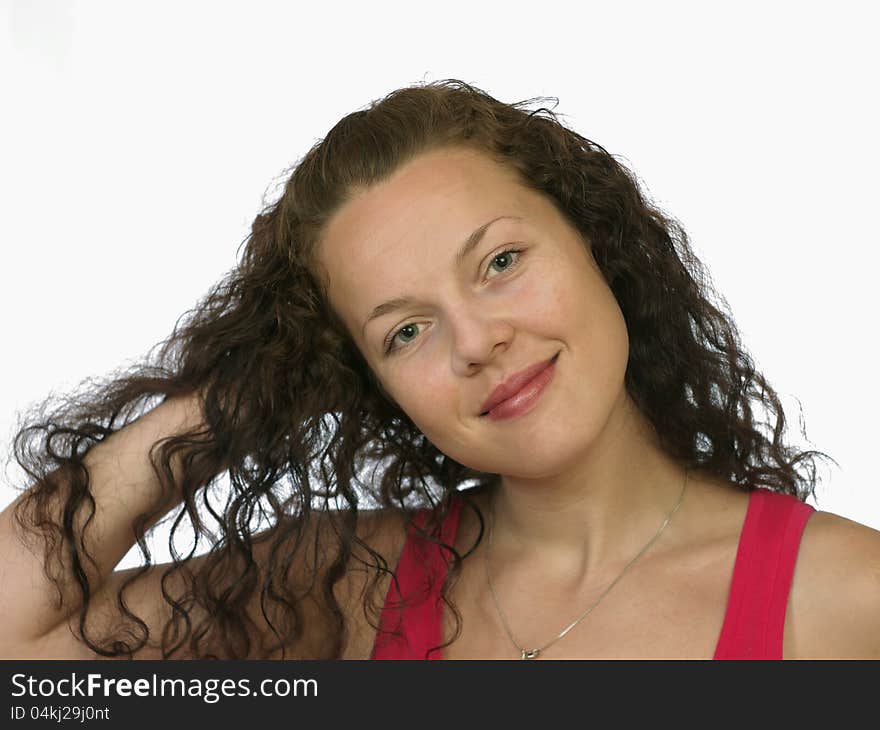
[{"xmin": 484, "ymin": 469, "xmax": 689, "ymax": 660}]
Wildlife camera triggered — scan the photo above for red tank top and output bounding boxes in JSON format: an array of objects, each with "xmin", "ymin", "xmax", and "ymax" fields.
[{"xmin": 370, "ymin": 487, "xmax": 815, "ymax": 660}]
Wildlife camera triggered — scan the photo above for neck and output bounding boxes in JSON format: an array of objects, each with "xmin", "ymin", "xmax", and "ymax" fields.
[{"xmin": 488, "ymin": 391, "xmax": 689, "ymax": 580}]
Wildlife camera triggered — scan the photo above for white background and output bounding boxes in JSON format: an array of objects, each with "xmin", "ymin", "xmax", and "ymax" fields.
[{"xmin": 1, "ymin": 1, "xmax": 877, "ymax": 572}]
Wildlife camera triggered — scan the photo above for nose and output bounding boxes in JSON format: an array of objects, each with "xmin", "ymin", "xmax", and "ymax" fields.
[{"xmin": 448, "ymin": 302, "xmax": 514, "ymax": 376}]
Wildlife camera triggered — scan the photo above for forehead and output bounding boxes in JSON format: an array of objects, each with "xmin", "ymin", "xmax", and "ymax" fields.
[{"xmin": 317, "ymin": 146, "xmax": 534, "ymax": 335}]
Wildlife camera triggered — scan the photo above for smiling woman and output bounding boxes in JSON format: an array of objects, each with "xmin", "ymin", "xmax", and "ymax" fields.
[
  {"xmin": 2, "ymin": 79, "xmax": 879, "ymax": 661},
  {"xmin": 317, "ymin": 145, "xmax": 632, "ymax": 490}
]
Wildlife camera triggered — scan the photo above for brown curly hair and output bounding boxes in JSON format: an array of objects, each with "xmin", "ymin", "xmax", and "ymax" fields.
[{"xmin": 7, "ymin": 78, "xmax": 832, "ymax": 659}]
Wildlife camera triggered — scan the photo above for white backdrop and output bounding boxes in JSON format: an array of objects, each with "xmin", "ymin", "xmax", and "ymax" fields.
[{"xmin": 1, "ymin": 0, "xmax": 877, "ymax": 573}]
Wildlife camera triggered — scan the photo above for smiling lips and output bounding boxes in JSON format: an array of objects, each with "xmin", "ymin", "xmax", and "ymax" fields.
[{"xmin": 479, "ymin": 353, "xmax": 559, "ymax": 420}]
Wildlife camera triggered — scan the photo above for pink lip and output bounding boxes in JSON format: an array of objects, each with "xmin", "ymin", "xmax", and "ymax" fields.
[{"xmin": 479, "ymin": 353, "xmax": 559, "ymax": 420}]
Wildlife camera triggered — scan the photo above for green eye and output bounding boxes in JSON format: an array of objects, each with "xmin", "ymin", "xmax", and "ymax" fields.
[
  {"xmin": 488, "ymin": 250, "xmax": 517, "ymax": 273},
  {"xmin": 384, "ymin": 323, "xmax": 421, "ymax": 354}
]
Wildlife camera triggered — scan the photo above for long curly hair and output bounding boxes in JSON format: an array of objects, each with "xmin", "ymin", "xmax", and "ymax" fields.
[{"xmin": 6, "ymin": 78, "xmax": 832, "ymax": 660}]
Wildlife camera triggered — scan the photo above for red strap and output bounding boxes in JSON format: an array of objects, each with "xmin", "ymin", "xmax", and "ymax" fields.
[
  {"xmin": 370, "ymin": 495, "xmax": 463, "ymax": 660},
  {"xmin": 713, "ymin": 489, "xmax": 814, "ymax": 659}
]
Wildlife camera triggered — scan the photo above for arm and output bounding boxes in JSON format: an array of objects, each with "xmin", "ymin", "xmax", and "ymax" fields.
[
  {"xmin": 0, "ymin": 389, "xmax": 409, "ymax": 659},
  {"xmin": 0, "ymin": 392, "xmax": 210, "ymax": 657}
]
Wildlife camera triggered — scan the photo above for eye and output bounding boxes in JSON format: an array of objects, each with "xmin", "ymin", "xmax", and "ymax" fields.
[
  {"xmin": 485, "ymin": 247, "xmax": 524, "ymax": 278},
  {"xmin": 384, "ymin": 322, "xmax": 423, "ymax": 355},
  {"xmin": 382, "ymin": 246, "xmax": 526, "ymax": 356}
]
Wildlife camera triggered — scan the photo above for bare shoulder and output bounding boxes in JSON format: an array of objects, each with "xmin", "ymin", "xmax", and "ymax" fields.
[
  {"xmin": 323, "ymin": 505, "xmax": 412, "ymax": 659},
  {"xmin": 216, "ymin": 505, "xmax": 411, "ymax": 659},
  {"xmin": 246, "ymin": 504, "xmax": 411, "ymax": 659},
  {"xmin": 785, "ymin": 509, "xmax": 880, "ymax": 659}
]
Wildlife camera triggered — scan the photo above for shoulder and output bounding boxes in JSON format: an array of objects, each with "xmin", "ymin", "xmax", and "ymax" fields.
[
  {"xmin": 188, "ymin": 506, "xmax": 416, "ymax": 659},
  {"xmin": 312, "ymin": 505, "xmax": 412, "ymax": 659},
  {"xmin": 272, "ymin": 503, "xmax": 412, "ymax": 586},
  {"xmin": 242, "ymin": 505, "xmax": 414, "ymax": 659},
  {"xmin": 785, "ymin": 508, "xmax": 880, "ymax": 658}
]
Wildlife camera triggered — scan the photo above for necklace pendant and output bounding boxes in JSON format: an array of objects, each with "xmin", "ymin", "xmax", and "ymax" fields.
[{"xmin": 520, "ymin": 648, "xmax": 541, "ymax": 660}]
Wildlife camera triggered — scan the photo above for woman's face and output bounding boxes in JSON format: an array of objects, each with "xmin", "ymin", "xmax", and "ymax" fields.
[{"xmin": 316, "ymin": 145, "xmax": 630, "ymax": 478}]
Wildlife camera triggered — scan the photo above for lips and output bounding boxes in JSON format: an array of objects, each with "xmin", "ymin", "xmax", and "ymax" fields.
[{"xmin": 479, "ymin": 353, "xmax": 559, "ymax": 416}]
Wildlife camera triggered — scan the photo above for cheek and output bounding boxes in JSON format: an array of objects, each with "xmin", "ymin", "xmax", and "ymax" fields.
[
  {"xmin": 579, "ymin": 283, "xmax": 630, "ymax": 396},
  {"xmin": 387, "ymin": 367, "xmax": 457, "ymax": 429},
  {"xmin": 390, "ymin": 366, "xmax": 482, "ymax": 462},
  {"xmin": 500, "ymin": 255, "xmax": 572, "ymax": 333},
  {"xmin": 549, "ymin": 257, "xmax": 630, "ymax": 401}
]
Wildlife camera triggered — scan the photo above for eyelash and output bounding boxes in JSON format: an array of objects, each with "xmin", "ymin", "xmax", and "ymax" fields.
[{"xmin": 382, "ymin": 246, "xmax": 526, "ymax": 356}]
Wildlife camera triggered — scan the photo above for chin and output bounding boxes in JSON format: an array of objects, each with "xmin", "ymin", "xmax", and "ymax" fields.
[{"xmin": 464, "ymin": 434, "xmax": 590, "ymax": 480}]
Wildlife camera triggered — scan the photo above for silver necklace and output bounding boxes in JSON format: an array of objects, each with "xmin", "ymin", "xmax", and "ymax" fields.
[{"xmin": 485, "ymin": 469, "xmax": 689, "ymax": 660}]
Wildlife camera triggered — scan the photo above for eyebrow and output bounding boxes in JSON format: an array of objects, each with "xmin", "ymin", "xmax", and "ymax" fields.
[{"xmin": 361, "ymin": 215, "xmax": 523, "ymax": 335}]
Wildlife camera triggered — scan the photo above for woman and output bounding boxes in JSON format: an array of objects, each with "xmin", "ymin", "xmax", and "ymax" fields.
[{"xmin": 1, "ymin": 79, "xmax": 878, "ymax": 660}]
